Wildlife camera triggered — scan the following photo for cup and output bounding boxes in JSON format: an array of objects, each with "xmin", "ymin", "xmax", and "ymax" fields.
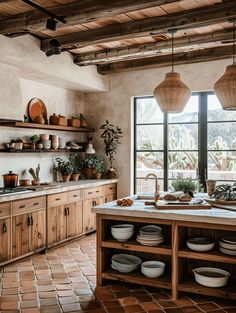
[
  {"xmin": 206, "ymin": 180, "xmax": 217, "ymax": 196},
  {"xmin": 42, "ymin": 139, "xmax": 51, "ymax": 149},
  {"xmin": 40, "ymin": 134, "xmax": 49, "ymax": 141},
  {"xmin": 58, "ymin": 137, "xmax": 66, "ymax": 149},
  {"xmin": 50, "ymin": 134, "xmax": 58, "ymax": 142}
]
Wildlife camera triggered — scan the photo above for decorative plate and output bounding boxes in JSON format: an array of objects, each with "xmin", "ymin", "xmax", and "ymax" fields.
[{"xmin": 28, "ymin": 98, "xmax": 47, "ymax": 122}]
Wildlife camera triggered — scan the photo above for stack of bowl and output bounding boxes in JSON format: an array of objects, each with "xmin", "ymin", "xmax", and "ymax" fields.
[
  {"xmin": 141, "ymin": 261, "xmax": 165, "ymax": 278},
  {"xmin": 111, "ymin": 254, "xmax": 142, "ymax": 273},
  {"xmin": 219, "ymin": 237, "xmax": 236, "ymax": 256},
  {"xmin": 111, "ymin": 224, "xmax": 134, "ymax": 242},
  {"xmin": 40, "ymin": 134, "xmax": 51, "ymax": 149},
  {"xmin": 136, "ymin": 225, "xmax": 164, "ymax": 246},
  {"xmin": 50, "ymin": 135, "xmax": 59, "ymax": 149}
]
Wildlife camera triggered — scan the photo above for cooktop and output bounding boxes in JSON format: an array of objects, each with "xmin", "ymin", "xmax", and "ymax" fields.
[{"xmin": 0, "ymin": 187, "xmax": 32, "ymax": 195}]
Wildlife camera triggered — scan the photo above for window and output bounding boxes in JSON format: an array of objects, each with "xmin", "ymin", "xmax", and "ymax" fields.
[{"xmin": 134, "ymin": 92, "xmax": 236, "ymax": 193}]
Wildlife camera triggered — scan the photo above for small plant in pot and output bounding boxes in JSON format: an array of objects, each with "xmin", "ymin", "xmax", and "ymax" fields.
[
  {"xmin": 29, "ymin": 135, "xmax": 40, "ymax": 149},
  {"xmin": 69, "ymin": 153, "xmax": 81, "ymax": 181},
  {"xmin": 82, "ymin": 155, "xmax": 98, "ymax": 179},
  {"xmin": 55, "ymin": 157, "xmax": 73, "ymax": 182},
  {"xmin": 95, "ymin": 157, "xmax": 105, "ymax": 179},
  {"xmin": 29, "ymin": 164, "xmax": 40, "ymax": 185},
  {"xmin": 100, "ymin": 120, "xmax": 123, "ymax": 178},
  {"xmin": 171, "ymin": 173, "xmax": 197, "ymax": 197}
]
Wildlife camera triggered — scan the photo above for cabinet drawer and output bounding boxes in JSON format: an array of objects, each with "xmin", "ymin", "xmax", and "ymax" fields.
[
  {"xmin": 105, "ymin": 183, "xmax": 117, "ymax": 195},
  {"xmin": 0, "ymin": 202, "xmax": 11, "ymax": 218},
  {"xmin": 12, "ymin": 196, "xmax": 46, "ymax": 215},
  {"xmin": 83, "ymin": 187, "xmax": 104, "ymax": 199},
  {"xmin": 47, "ymin": 192, "xmax": 67, "ymax": 207},
  {"xmin": 67, "ymin": 189, "xmax": 82, "ymax": 203}
]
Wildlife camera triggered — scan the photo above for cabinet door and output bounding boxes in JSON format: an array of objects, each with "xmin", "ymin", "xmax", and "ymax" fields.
[
  {"xmin": 105, "ymin": 194, "xmax": 116, "ymax": 203},
  {"xmin": 12, "ymin": 213, "xmax": 31, "ymax": 258},
  {"xmin": 83, "ymin": 199, "xmax": 95, "ymax": 233},
  {"xmin": 47, "ymin": 206, "xmax": 58, "ymax": 246},
  {"xmin": 56, "ymin": 205, "xmax": 67, "ymax": 242},
  {"xmin": 0, "ymin": 218, "xmax": 11, "ymax": 263},
  {"xmin": 66, "ymin": 201, "xmax": 83, "ymax": 238},
  {"xmin": 31, "ymin": 210, "xmax": 46, "ymax": 251}
]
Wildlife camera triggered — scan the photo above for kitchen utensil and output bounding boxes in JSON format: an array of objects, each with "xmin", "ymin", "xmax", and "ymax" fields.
[
  {"xmin": 111, "ymin": 224, "xmax": 134, "ymax": 242},
  {"xmin": 28, "ymin": 98, "xmax": 47, "ymax": 123},
  {"xmin": 187, "ymin": 237, "xmax": 215, "ymax": 252},
  {"xmin": 193, "ymin": 267, "xmax": 230, "ymax": 288},
  {"xmin": 141, "ymin": 261, "xmax": 165, "ymax": 278},
  {"xmin": 2, "ymin": 171, "xmax": 18, "ymax": 188}
]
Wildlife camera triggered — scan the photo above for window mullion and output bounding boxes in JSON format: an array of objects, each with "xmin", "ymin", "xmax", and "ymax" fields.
[{"xmin": 164, "ymin": 113, "xmax": 168, "ymax": 191}]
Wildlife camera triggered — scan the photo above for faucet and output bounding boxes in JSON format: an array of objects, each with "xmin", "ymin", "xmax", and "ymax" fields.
[{"xmin": 145, "ymin": 173, "xmax": 160, "ymax": 201}]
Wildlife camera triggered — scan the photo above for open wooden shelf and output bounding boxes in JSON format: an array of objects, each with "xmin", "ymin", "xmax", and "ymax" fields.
[
  {"xmin": 179, "ymin": 248, "xmax": 236, "ymax": 264},
  {"xmin": 0, "ymin": 121, "xmax": 94, "ymax": 132},
  {"xmin": 102, "ymin": 268, "xmax": 172, "ymax": 289},
  {"xmin": 0, "ymin": 148, "xmax": 84, "ymax": 153},
  {"xmin": 102, "ymin": 239, "xmax": 172, "ymax": 255},
  {"xmin": 179, "ymin": 278, "xmax": 236, "ymax": 300}
]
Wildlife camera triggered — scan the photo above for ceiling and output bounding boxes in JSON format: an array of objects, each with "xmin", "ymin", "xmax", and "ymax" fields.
[{"xmin": 0, "ymin": 0, "xmax": 235, "ymax": 74}]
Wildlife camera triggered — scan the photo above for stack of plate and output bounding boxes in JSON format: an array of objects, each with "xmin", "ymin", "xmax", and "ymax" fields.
[
  {"xmin": 219, "ymin": 237, "xmax": 236, "ymax": 256},
  {"xmin": 136, "ymin": 225, "xmax": 164, "ymax": 246},
  {"xmin": 111, "ymin": 254, "xmax": 142, "ymax": 273}
]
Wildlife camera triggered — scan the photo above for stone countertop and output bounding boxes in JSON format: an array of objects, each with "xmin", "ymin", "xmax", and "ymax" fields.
[
  {"xmin": 0, "ymin": 179, "xmax": 118, "ymax": 203},
  {"xmin": 92, "ymin": 197, "xmax": 236, "ymax": 226}
]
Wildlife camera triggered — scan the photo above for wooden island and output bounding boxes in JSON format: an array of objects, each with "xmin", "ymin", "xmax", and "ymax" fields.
[{"xmin": 92, "ymin": 197, "xmax": 236, "ymax": 300}]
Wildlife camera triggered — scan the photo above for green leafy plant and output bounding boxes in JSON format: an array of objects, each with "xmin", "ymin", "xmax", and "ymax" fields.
[
  {"xmin": 95, "ymin": 158, "xmax": 105, "ymax": 173},
  {"xmin": 82, "ymin": 155, "xmax": 99, "ymax": 169},
  {"xmin": 171, "ymin": 173, "xmax": 198, "ymax": 195},
  {"xmin": 69, "ymin": 153, "xmax": 81, "ymax": 174},
  {"xmin": 30, "ymin": 135, "xmax": 40, "ymax": 143},
  {"xmin": 100, "ymin": 120, "xmax": 123, "ymax": 168},
  {"xmin": 55, "ymin": 157, "xmax": 73, "ymax": 176},
  {"xmin": 29, "ymin": 164, "xmax": 40, "ymax": 180}
]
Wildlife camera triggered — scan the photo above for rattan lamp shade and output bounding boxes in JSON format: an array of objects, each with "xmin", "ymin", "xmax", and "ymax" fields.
[
  {"xmin": 153, "ymin": 71, "xmax": 191, "ymax": 113},
  {"xmin": 213, "ymin": 64, "xmax": 236, "ymax": 110}
]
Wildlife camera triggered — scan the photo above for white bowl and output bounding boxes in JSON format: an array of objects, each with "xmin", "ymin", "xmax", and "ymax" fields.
[
  {"xmin": 111, "ymin": 224, "xmax": 134, "ymax": 241},
  {"xmin": 187, "ymin": 237, "xmax": 215, "ymax": 252},
  {"xmin": 219, "ymin": 240, "xmax": 236, "ymax": 251},
  {"xmin": 111, "ymin": 263, "xmax": 136, "ymax": 273},
  {"xmin": 219, "ymin": 247, "xmax": 236, "ymax": 256},
  {"xmin": 112, "ymin": 254, "xmax": 142, "ymax": 270},
  {"xmin": 139, "ymin": 225, "xmax": 162, "ymax": 235},
  {"xmin": 193, "ymin": 267, "xmax": 230, "ymax": 288},
  {"xmin": 141, "ymin": 261, "xmax": 165, "ymax": 278},
  {"xmin": 221, "ymin": 236, "xmax": 236, "ymax": 244}
]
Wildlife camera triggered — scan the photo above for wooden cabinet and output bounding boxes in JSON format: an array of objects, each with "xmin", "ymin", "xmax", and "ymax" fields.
[
  {"xmin": 12, "ymin": 197, "xmax": 46, "ymax": 258},
  {"xmin": 105, "ymin": 183, "xmax": 117, "ymax": 202},
  {"xmin": 0, "ymin": 202, "xmax": 11, "ymax": 263},
  {"xmin": 47, "ymin": 191, "xmax": 83, "ymax": 247}
]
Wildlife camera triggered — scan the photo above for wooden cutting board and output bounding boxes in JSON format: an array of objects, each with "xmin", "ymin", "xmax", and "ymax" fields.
[{"xmin": 154, "ymin": 200, "xmax": 211, "ymax": 210}]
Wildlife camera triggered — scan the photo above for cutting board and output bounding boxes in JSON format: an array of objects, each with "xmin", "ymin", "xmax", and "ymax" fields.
[
  {"xmin": 206, "ymin": 200, "xmax": 236, "ymax": 212},
  {"xmin": 154, "ymin": 200, "xmax": 211, "ymax": 210}
]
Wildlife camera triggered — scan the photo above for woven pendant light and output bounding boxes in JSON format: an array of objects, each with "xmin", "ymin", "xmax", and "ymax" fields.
[
  {"xmin": 214, "ymin": 20, "xmax": 236, "ymax": 110},
  {"xmin": 153, "ymin": 30, "xmax": 191, "ymax": 113}
]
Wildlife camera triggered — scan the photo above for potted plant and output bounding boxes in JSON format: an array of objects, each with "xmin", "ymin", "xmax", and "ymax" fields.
[
  {"xmin": 100, "ymin": 120, "xmax": 123, "ymax": 178},
  {"xmin": 30, "ymin": 135, "xmax": 40, "ymax": 149},
  {"xmin": 171, "ymin": 173, "xmax": 198, "ymax": 197},
  {"xmin": 69, "ymin": 153, "xmax": 81, "ymax": 181},
  {"xmin": 29, "ymin": 164, "xmax": 40, "ymax": 185},
  {"xmin": 82, "ymin": 155, "xmax": 98, "ymax": 179},
  {"xmin": 55, "ymin": 157, "xmax": 74, "ymax": 182},
  {"xmin": 95, "ymin": 157, "xmax": 105, "ymax": 179}
]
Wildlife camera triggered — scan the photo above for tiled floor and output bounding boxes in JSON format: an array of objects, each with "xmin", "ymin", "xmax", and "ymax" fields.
[{"xmin": 0, "ymin": 233, "xmax": 236, "ymax": 313}]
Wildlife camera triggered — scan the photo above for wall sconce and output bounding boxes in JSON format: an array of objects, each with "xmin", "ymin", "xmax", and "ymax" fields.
[{"xmin": 86, "ymin": 136, "xmax": 96, "ymax": 154}]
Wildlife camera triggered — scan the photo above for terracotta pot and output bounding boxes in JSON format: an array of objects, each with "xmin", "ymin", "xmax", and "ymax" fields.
[
  {"xmin": 19, "ymin": 179, "xmax": 30, "ymax": 186},
  {"xmin": 62, "ymin": 175, "xmax": 70, "ymax": 182},
  {"xmin": 31, "ymin": 179, "xmax": 40, "ymax": 186},
  {"xmin": 95, "ymin": 173, "xmax": 102, "ymax": 179},
  {"xmin": 106, "ymin": 168, "xmax": 117, "ymax": 179},
  {"xmin": 83, "ymin": 168, "xmax": 95, "ymax": 179},
  {"xmin": 34, "ymin": 115, "xmax": 45, "ymax": 124},
  {"xmin": 70, "ymin": 173, "xmax": 80, "ymax": 181},
  {"xmin": 80, "ymin": 119, "xmax": 87, "ymax": 128}
]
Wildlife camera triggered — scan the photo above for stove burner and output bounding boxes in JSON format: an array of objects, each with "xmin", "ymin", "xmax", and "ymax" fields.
[{"xmin": 0, "ymin": 187, "xmax": 29, "ymax": 195}]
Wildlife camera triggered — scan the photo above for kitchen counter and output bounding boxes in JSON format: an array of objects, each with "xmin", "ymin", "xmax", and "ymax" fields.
[
  {"xmin": 92, "ymin": 196, "xmax": 236, "ymax": 226},
  {"xmin": 0, "ymin": 179, "xmax": 117, "ymax": 202}
]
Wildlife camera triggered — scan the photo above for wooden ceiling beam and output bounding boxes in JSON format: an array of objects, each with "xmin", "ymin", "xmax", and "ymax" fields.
[
  {"xmin": 41, "ymin": 1, "xmax": 236, "ymax": 51},
  {"xmin": 74, "ymin": 29, "xmax": 233, "ymax": 65},
  {"xmin": 0, "ymin": 0, "xmax": 177, "ymax": 34},
  {"xmin": 97, "ymin": 45, "xmax": 234, "ymax": 74}
]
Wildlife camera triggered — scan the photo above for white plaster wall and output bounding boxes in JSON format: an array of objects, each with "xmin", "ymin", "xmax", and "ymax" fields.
[
  {"xmin": 84, "ymin": 58, "xmax": 232, "ymax": 198},
  {"xmin": 0, "ymin": 72, "xmax": 85, "ymax": 186}
]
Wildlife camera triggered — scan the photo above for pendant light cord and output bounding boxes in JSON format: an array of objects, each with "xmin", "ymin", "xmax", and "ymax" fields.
[
  {"xmin": 233, "ymin": 21, "xmax": 236, "ymax": 65},
  {"xmin": 171, "ymin": 32, "xmax": 174, "ymax": 72}
]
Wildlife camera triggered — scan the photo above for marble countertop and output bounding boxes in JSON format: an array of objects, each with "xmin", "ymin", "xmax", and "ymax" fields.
[
  {"xmin": 0, "ymin": 179, "xmax": 118, "ymax": 202},
  {"xmin": 92, "ymin": 196, "xmax": 236, "ymax": 226}
]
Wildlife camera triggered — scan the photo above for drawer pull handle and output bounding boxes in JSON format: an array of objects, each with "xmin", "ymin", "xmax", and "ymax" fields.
[
  {"xmin": 67, "ymin": 207, "xmax": 70, "ymax": 215},
  {"xmin": 27, "ymin": 216, "xmax": 31, "ymax": 227},
  {"xmin": 73, "ymin": 195, "xmax": 78, "ymax": 198},
  {"xmin": 0, "ymin": 210, "xmax": 2, "ymax": 213},
  {"xmin": 33, "ymin": 202, "xmax": 39, "ymax": 206},
  {"xmin": 64, "ymin": 207, "xmax": 67, "ymax": 216},
  {"xmin": 88, "ymin": 192, "xmax": 92, "ymax": 195},
  {"xmin": 96, "ymin": 190, "xmax": 99, "ymax": 193},
  {"xmin": 2, "ymin": 222, "xmax": 7, "ymax": 233},
  {"xmin": 55, "ymin": 198, "xmax": 61, "ymax": 201},
  {"xmin": 30, "ymin": 216, "xmax": 34, "ymax": 225},
  {"xmin": 105, "ymin": 198, "xmax": 107, "ymax": 202},
  {"xmin": 19, "ymin": 205, "xmax": 26, "ymax": 209},
  {"xmin": 109, "ymin": 187, "xmax": 113, "ymax": 190}
]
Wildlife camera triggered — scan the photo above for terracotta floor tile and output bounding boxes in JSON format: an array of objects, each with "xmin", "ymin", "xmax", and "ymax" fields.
[
  {"xmin": 198, "ymin": 302, "xmax": 219, "ymax": 311},
  {"xmin": 0, "ymin": 301, "xmax": 19, "ymax": 310},
  {"xmin": 103, "ymin": 300, "xmax": 121, "ymax": 308},
  {"xmin": 0, "ymin": 295, "xmax": 20, "ymax": 301},
  {"xmin": 173, "ymin": 297, "xmax": 195, "ymax": 307},
  {"xmin": 21, "ymin": 293, "xmax": 38, "ymax": 300},
  {"xmin": 164, "ymin": 309, "xmax": 184, "ymax": 313},
  {"xmin": 1, "ymin": 287, "xmax": 19, "ymax": 295},
  {"xmin": 147, "ymin": 310, "xmax": 164, "ymax": 313},
  {"xmin": 39, "ymin": 291, "xmax": 57, "ymax": 299},
  {"xmin": 136, "ymin": 296, "xmax": 153, "ymax": 303},
  {"xmin": 20, "ymin": 300, "xmax": 39, "ymax": 309},
  {"xmin": 2, "ymin": 281, "xmax": 19, "ymax": 288},
  {"xmin": 78, "ymin": 295, "xmax": 96, "ymax": 302},
  {"xmin": 107, "ymin": 307, "xmax": 126, "ymax": 313},
  {"xmin": 36, "ymin": 279, "xmax": 53, "ymax": 286},
  {"xmin": 74, "ymin": 288, "xmax": 94, "ymax": 296},
  {"xmin": 59, "ymin": 296, "xmax": 79, "ymax": 305},
  {"xmin": 40, "ymin": 305, "xmax": 62, "ymax": 313},
  {"xmin": 124, "ymin": 304, "xmax": 145, "ymax": 312},
  {"xmin": 61, "ymin": 303, "xmax": 81, "ymax": 312},
  {"xmin": 158, "ymin": 300, "xmax": 179, "ymax": 308},
  {"xmin": 80, "ymin": 300, "xmax": 102, "ymax": 310},
  {"xmin": 40, "ymin": 298, "xmax": 59, "ymax": 307},
  {"xmin": 57, "ymin": 290, "xmax": 75, "ymax": 297},
  {"xmin": 119, "ymin": 297, "xmax": 139, "ymax": 306},
  {"xmin": 140, "ymin": 302, "xmax": 162, "ymax": 311},
  {"xmin": 38, "ymin": 285, "xmax": 56, "ymax": 292},
  {"xmin": 22, "ymin": 308, "xmax": 40, "ymax": 313},
  {"xmin": 56, "ymin": 284, "xmax": 72, "ymax": 290},
  {"xmin": 181, "ymin": 306, "xmax": 204, "ymax": 313}
]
